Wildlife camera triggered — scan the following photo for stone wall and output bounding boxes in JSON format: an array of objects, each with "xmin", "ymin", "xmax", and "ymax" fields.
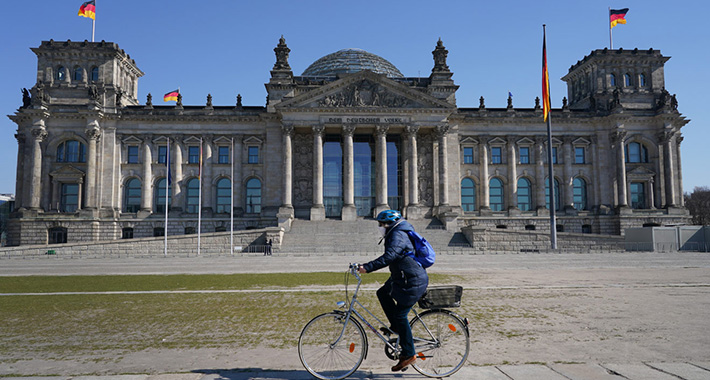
[
  {"xmin": 0, "ymin": 227, "xmax": 283, "ymax": 258},
  {"xmin": 462, "ymin": 226, "xmax": 625, "ymax": 253}
]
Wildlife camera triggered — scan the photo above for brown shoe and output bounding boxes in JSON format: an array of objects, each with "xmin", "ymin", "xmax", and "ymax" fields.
[{"xmin": 391, "ymin": 355, "xmax": 416, "ymax": 372}]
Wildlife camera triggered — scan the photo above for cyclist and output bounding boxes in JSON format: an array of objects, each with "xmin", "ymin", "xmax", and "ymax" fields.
[{"xmin": 358, "ymin": 209, "xmax": 428, "ymax": 372}]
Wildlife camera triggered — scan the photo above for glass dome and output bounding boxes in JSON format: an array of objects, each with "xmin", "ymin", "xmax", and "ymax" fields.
[{"xmin": 301, "ymin": 48, "xmax": 404, "ymax": 78}]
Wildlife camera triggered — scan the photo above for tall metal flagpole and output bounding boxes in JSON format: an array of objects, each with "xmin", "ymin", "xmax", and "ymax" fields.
[
  {"xmin": 92, "ymin": 0, "xmax": 95, "ymax": 42},
  {"xmin": 164, "ymin": 137, "xmax": 170, "ymax": 256},
  {"xmin": 543, "ymin": 24, "xmax": 557, "ymax": 250},
  {"xmin": 230, "ymin": 137, "xmax": 234, "ymax": 255},
  {"xmin": 608, "ymin": 7, "xmax": 613, "ymax": 49},
  {"xmin": 198, "ymin": 137, "xmax": 203, "ymax": 255}
]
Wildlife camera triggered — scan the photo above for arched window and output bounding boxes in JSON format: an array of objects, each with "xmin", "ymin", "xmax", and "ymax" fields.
[
  {"xmin": 57, "ymin": 66, "xmax": 66, "ymax": 81},
  {"xmin": 124, "ymin": 178, "xmax": 141, "ymax": 213},
  {"xmin": 639, "ymin": 73, "xmax": 647, "ymax": 87},
  {"xmin": 461, "ymin": 178, "xmax": 476, "ymax": 212},
  {"xmin": 186, "ymin": 178, "xmax": 200, "ymax": 213},
  {"xmin": 90, "ymin": 67, "xmax": 99, "ymax": 82},
  {"xmin": 57, "ymin": 140, "xmax": 86, "ymax": 163},
  {"xmin": 610, "ymin": 73, "xmax": 616, "ymax": 87},
  {"xmin": 573, "ymin": 177, "xmax": 587, "ymax": 210},
  {"xmin": 154, "ymin": 178, "xmax": 171, "ymax": 213},
  {"xmin": 245, "ymin": 178, "xmax": 262, "ymax": 214},
  {"xmin": 624, "ymin": 73, "xmax": 632, "ymax": 87},
  {"xmin": 489, "ymin": 178, "xmax": 504, "ymax": 211},
  {"xmin": 73, "ymin": 66, "xmax": 83, "ymax": 81},
  {"xmin": 625, "ymin": 142, "xmax": 649, "ymax": 163},
  {"xmin": 216, "ymin": 178, "xmax": 232, "ymax": 213},
  {"xmin": 517, "ymin": 178, "xmax": 532, "ymax": 211},
  {"xmin": 545, "ymin": 178, "xmax": 561, "ymax": 211}
]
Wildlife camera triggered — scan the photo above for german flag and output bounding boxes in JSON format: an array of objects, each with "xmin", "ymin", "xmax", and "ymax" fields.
[
  {"xmin": 78, "ymin": 1, "xmax": 96, "ymax": 20},
  {"xmin": 542, "ymin": 28, "xmax": 551, "ymax": 122},
  {"xmin": 610, "ymin": 8, "xmax": 629, "ymax": 29},
  {"xmin": 163, "ymin": 89, "xmax": 179, "ymax": 102}
]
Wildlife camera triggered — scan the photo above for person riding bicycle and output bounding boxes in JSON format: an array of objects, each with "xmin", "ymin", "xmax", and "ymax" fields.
[{"xmin": 358, "ymin": 209, "xmax": 429, "ymax": 372}]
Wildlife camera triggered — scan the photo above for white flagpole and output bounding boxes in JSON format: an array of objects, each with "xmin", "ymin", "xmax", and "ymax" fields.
[
  {"xmin": 609, "ymin": 7, "xmax": 613, "ymax": 49},
  {"xmin": 91, "ymin": 0, "xmax": 95, "ymax": 42},
  {"xmin": 197, "ymin": 137, "xmax": 203, "ymax": 256},
  {"xmin": 230, "ymin": 137, "xmax": 234, "ymax": 255},
  {"xmin": 164, "ymin": 137, "xmax": 170, "ymax": 256}
]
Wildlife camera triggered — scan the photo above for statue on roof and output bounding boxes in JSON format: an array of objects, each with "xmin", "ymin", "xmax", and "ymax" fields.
[
  {"xmin": 273, "ymin": 35, "xmax": 291, "ymax": 71},
  {"xmin": 432, "ymin": 38, "xmax": 450, "ymax": 73}
]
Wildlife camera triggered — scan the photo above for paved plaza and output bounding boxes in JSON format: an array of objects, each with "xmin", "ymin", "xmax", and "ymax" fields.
[{"xmin": 1, "ymin": 251, "xmax": 709, "ymax": 379}]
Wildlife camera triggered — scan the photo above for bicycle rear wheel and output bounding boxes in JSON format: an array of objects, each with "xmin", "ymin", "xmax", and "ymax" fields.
[
  {"xmin": 409, "ymin": 309, "xmax": 469, "ymax": 377},
  {"xmin": 298, "ymin": 312, "xmax": 367, "ymax": 380}
]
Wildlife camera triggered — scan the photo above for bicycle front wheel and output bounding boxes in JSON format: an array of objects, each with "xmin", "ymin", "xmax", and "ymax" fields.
[
  {"xmin": 410, "ymin": 309, "xmax": 469, "ymax": 377},
  {"xmin": 298, "ymin": 312, "xmax": 367, "ymax": 380}
]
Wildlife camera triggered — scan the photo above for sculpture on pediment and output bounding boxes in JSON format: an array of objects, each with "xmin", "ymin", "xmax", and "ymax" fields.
[
  {"xmin": 318, "ymin": 80, "xmax": 415, "ymax": 108},
  {"xmin": 432, "ymin": 38, "xmax": 450, "ymax": 73},
  {"xmin": 273, "ymin": 36, "xmax": 291, "ymax": 71},
  {"xmin": 21, "ymin": 88, "xmax": 31, "ymax": 109}
]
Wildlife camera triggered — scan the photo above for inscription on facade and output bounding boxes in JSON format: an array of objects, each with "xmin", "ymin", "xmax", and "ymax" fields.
[{"xmin": 321, "ymin": 116, "xmax": 409, "ymax": 124}]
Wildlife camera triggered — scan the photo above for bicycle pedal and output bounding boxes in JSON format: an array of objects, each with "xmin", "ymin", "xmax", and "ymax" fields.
[{"xmin": 400, "ymin": 367, "xmax": 408, "ymax": 372}]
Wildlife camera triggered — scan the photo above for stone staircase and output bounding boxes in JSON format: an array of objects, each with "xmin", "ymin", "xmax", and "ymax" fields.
[{"xmin": 279, "ymin": 218, "xmax": 473, "ymax": 255}]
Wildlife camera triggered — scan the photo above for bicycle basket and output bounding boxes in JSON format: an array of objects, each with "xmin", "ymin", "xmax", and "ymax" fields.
[{"xmin": 417, "ymin": 285, "xmax": 463, "ymax": 309}]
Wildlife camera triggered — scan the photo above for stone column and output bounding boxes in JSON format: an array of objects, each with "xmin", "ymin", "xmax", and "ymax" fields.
[
  {"xmin": 507, "ymin": 135, "xmax": 518, "ymax": 211},
  {"xmin": 342, "ymin": 125, "xmax": 356, "ymax": 220},
  {"xmin": 172, "ymin": 136, "xmax": 183, "ymax": 211},
  {"xmin": 479, "ymin": 136, "xmax": 490, "ymax": 212},
  {"xmin": 29, "ymin": 121, "xmax": 47, "ymax": 210},
  {"xmin": 534, "ymin": 136, "xmax": 547, "ymax": 213},
  {"xmin": 375, "ymin": 125, "xmax": 389, "ymax": 214},
  {"xmin": 281, "ymin": 126, "xmax": 294, "ymax": 209},
  {"xmin": 14, "ymin": 133, "xmax": 25, "ymax": 209},
  {"xmin": 662, "ymin": 130, "xmax": 677, "ymax": 207},
  {"xmin": 562, "ymin": 136, "xmax": 574, "ymax": 210},
  {"xmin": 611, "ymin": 129, "xmax": 628, "ymax": 208},
  {"xmin": 648, "ymin": 178, "xmax": 656, "ymax": 209},
  {"xmin": 84, "ymin": 123, "xmax": 101, "ymax": 210},
  {"xmin": 405, "ymin": 125, "xmax": 420, "ymax": 218},
  {"xmin": 436, "ymin": 125, "xmax": 450, "ymax": 206},
  {"xmin": 590, "ymin": 135, "xmax": 601, "ymax": 209},
  {"xmin": 141, "ymin": 135, "xmax": 153, "ymax": 212},
  {"xmin": 310, "ymin": 125, "xmax": 325, "ymax": 220},
  {"xmin": 655, "ymin": 133, "xmax": 666, "ymax": 208},
  {"xmin": 233, "ymin": 135, "xmax": 243, "ymax": 213},
  {"xmin": 202, "ymin": 136, "xmax": 213, "ymax": 213}
]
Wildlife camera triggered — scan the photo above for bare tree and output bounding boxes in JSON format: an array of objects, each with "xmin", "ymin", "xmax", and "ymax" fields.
[{"xmin": 684, "ymin": 186, "xmax": 710, "ymax": 225}]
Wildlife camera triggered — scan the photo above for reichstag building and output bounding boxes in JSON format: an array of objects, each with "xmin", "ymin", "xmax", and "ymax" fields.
[{"xmin": 7, "ymin": 37, "xmax": 689, "ymax": 246}]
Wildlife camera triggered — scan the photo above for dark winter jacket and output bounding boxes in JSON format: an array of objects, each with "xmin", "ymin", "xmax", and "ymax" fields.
[{"xmin": 362, "ymin": 219, "xmax": 429, "ymax": 307}]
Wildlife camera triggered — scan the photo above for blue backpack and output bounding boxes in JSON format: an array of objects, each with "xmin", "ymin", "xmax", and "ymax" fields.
[{"xmin": 405, "ymin": 230, "xmax": 436, "ymax": 269}]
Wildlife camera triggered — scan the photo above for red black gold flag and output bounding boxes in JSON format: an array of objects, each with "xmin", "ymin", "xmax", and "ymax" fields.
[
  {"xmin": 78, "ymin": 1, "xmax": 96, "ymax": 20},
  {"xmin": 610, "ymin": 8, "xmax": 629, "ymax": 29},
  {"xmin": 163, "ymin": 90, "xmax": 179, "ymax": 102},
  {"xmin": 542, "ymin": 28, "xmax": 551, "ymax": 122}
]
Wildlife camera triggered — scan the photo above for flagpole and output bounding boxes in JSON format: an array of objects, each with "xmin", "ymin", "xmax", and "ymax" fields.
[
  {"xmin": 230, "ymin": 137, "xmax": 234, "ymax": 255},
  {"xmin": 91, "ymin": 0, "xmax": 95, "ymax": 42},
  {"xmin": 608, "ymin": 7, "xmax": 613, "ymax": 49},
  {"xmin": 543, "ymin": 24, "xmax": 557, "ymax": 250},
  {"xmin": 164, "ymin": 137, "xmax": 169, "ymax": 256},
  {"xmin": 197, "ymin": 137, "xmax": 203, "ymax": 256}
]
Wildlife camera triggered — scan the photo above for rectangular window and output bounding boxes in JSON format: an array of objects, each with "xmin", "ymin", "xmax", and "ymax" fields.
[
  {"xmin": 122, "ymin": 228, "xmax": 134, "ymax": 239},
  {"xmin": 575, "ymin": 147, "xmax": 585, "ymax": 164},
  {"xmin": 127, "ymin": 146, "xmax": 139, "ymax": 164},
  {"xmin": 519, "ymin": 147, "xmax": 530, "ymax": 164},
  {"xmin": 188, "ymin": 146, "xmax": 200, "ymax": 164},
  {"xmin": 218, "ymin": 146, "xmax": 230, "ymax": 164},
  {"xmin": 491, "ymin": 147, "xmax": 502, "ymax": 164},
  {"xmin": 463, "ymin": 147, "xmax": 474, "ymax": 164},
  {"xmin": 158, "ymin": 146, "xmax": 167, "ymax": 164},
  {"xmin": 551, "ymin": 147, "xmax": 558, "ymax": 164},
  {"xmin": 60, "ymin": 183, "xmax": 79, "ymax": 212},
  {"xmin": 248, "ymin": 146, "xmax": 259, "ymax": 164}
]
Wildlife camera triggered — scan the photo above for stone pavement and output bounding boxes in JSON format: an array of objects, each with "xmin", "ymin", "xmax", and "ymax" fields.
[{"xmin": 3, "ymin": 362, "xmax": 710, "ymax": 379}]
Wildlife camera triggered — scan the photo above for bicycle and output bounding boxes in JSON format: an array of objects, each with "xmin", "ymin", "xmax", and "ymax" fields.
[{"xmin": 298, "ymin": 263, "xmax": 470, "ymax": 379}]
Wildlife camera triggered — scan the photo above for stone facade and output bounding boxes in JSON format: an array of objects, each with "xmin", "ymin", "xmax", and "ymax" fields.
[{"xmin": 5, "ymin": 39, "xmax": 690, "ymax": 246}]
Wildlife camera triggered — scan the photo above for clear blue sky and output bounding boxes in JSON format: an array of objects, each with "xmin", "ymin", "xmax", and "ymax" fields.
[{"xmin": 1, "ymin": 0, "xmax": 707, "ymax": 195}]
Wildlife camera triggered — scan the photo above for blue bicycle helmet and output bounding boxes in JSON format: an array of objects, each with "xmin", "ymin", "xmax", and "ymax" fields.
[{"xmin": 376, "ymin": 209, "xmax": 402, "ymax": 223}]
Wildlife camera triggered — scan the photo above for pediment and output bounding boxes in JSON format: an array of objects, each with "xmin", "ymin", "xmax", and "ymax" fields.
[
  {"xmin": 517, "ymin": 137, "xmax": 535, "ymax": 145},
  {"xmin": 276, "ymin": 71, "xmax": 454, "ymax": 110},
  {"xmin": 243, "ymin": 136, "xmax": 263, "ymax": 144},
  {"xmin": 627, "ymin": 166, "xmax": 656, "ymax": 180},
  {"xmin": 50, "ymin": 165, "xmax": 85, "ymax": 180},
  {"xmin": 573, "ymin": 137, "xmax": 591, "ymax": 146},
  {"xmin": 122, "ymin": 135, "xmax": 142, "ymax": 144},
  {"xmin": 213, "ymin": 136, "xmax": 233, "ymax": 144},
  {"xmin": 488, "ymin": 137, "xmax": 507, "ymax": 145},
  {"xmin": 460, "ymin": 136, "xmax": 478, "ymax": 144},
  {"xmin": 183, "ymin": 136, "xmax": 202, "ymax": 144}
]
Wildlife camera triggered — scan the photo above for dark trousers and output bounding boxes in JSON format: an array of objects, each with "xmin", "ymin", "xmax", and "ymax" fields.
[{"xmin": 377, "ymin": 280, "xmax": 415, "ymax": 358}]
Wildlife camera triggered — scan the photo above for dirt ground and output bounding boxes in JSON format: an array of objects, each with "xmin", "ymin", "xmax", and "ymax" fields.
[{"xmin": 2, "ymin": 261, "xmax": 709, "ymax": 376}]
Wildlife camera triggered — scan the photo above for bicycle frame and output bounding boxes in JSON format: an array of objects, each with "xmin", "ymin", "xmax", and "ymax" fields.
[{"xmin": 330, "ymin": 264, "xmax": 436, "ymax": 356}]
